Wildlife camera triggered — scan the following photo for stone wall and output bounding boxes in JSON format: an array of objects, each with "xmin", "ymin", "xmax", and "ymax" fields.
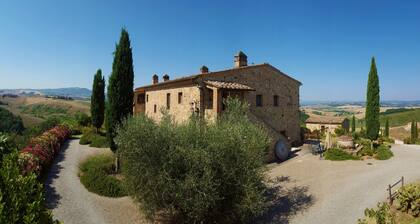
[
  {"xmin": 144, "ymin": 86, "xmax": 200, "ymax": 123},
  {"xmin": 200, "ymin": 65, "xmax": 301, "ymax": 144}
]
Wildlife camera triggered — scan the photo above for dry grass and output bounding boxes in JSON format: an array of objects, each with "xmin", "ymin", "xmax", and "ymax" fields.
[{"xmin": 0, "ymin": 96, "xmax": 90, "ymax": 127}]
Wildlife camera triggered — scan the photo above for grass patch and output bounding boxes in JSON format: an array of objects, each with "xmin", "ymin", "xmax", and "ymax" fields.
[
  {"xmin": 375, "ymin": 144, "xmax": 393, "ymax": 160},
  {"xmin": 324, "ymin": 148, "xmax": 360, "ymax": 161},
  {"xmin": 79, "ymin": 129, "xmax": 109, "ymax": 148},
  {"xmin": 79, "ymin": 153, "xmax": 126, "ymax": 197}
]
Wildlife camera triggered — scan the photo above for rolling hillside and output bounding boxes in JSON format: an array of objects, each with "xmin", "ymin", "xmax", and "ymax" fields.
[
  {"xmin": 379, "ymin": 108, "xmax": 420, "ymax": 127},
  {"xmin": 0, "ymin": 96, "xmax": 90, "ymax": 127}
]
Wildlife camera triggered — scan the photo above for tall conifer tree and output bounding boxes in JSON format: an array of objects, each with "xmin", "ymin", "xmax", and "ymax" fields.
[
  {"xmin": 411, "ymin": 121, "xmax": 418, "ymax": 143},
  {"xmin": 91, "ymin": 69, "xmax": 105, "ymax": 132},
  {"xmin": 351, "ymin": 115, "xmax": 356, "ymax": 133},
  {"xmin": 384, "ymin": 118, "xmax": 389, "ymax": 138},
  {"xmin": 365, "ymin": 57, "xmax": 380, "ymax": 140},
  {"xmin": 106, "ymin": 28, "xmax": 134, "ymax": 151}
]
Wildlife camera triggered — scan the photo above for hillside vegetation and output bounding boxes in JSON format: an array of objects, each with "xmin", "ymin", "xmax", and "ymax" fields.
[
  {"xmin": 0, "ymin": 96, "xmax": 89, "ymax": 127},
  {"xmin": 379, "ymin": 108, "xmax": 420, "ymax": 127},
  {"xmin": 0, "ymin": 107, "xmax": 24, "ymax": 133}
]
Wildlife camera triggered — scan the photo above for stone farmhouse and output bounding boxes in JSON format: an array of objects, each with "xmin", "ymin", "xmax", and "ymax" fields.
[
  {"xmin": 133, "ymin": 52, "xmax": 302, "ymax": 161},
  {"xmin": 305, "ymin": 116, "xmax": 350, "ymax": 133}
]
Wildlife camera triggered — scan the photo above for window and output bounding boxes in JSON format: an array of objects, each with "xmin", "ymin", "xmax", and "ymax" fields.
[
  {"xmin": 137, "ymin": 93, "xmax": 145, "ymax": 104},
  {"xmin": 207, "ymin": 89, "xmax": 213, "ymax": 109},
  {"xmin": 146, "ymin": 94, "xmax": 149, "ymax": 102},
  {"xmin": 178, "ymin": 92, "xmax": 183, "ymax": 104},
  {"xmin": 166, "ymin": 93, "xmax": 171, "ymax": 110},
  {"xmin": 256, "ymin": 94, "xmax": 262, "ymax": 107},
  {"xmin": 273, "ymin": 95, "xmax": 279, "ymax": 107},
  {"xmin": 154, "ymin": 105, "xmax": 157, "ymax": 113}
]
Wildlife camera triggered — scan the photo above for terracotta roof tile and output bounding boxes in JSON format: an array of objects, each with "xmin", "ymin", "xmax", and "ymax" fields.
[{"xmin": 204, "ymin": 80, "xmax": 254, "ymax": 90}]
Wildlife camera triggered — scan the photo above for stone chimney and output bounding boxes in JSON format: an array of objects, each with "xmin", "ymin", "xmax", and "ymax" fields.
[
  {"xmin": 152, "ymin": 74, "xmax": 159, "ymax": 84},
  {"xmin": 200, "ymin": 65, "xmax": 209, "ymax": 74},
  {"xmin": 234, "ymin": 51, "xmax": 248, "ymax": 68},
  {"xmin": 163, "ymin": 74, "xmax": 170, "ymax": 82}
]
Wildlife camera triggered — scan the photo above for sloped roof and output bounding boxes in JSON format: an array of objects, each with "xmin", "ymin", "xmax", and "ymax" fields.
[
  {"xmin": 305, "ymin": 116, "xmax": 348, "ymax": 124},
  {"xmin": 135, "ymin": 63, "xmax": 301, "ymax": 91},
  {"xmin": 204, "ymin": 80, "xmax": 255, "ymax": 90}
]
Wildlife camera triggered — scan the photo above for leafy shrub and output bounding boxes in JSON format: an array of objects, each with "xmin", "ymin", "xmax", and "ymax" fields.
[
  {"xmin": 324, "ymin": 148, "xmax": 360, "ymax": 161},
  {"xmin": 375, "ymin": 145, "xmax": 393, "ymax": 160},
  {"xmin": 75, "ymin": 112, "xmax": 91, "ymax": 127},
  {"xmin": 0, "ymin": 151, "xmax": 56, "ymax": 224},
  {"xmin": 89, "ymin": 135, "xmax": 109, "ymax": 148},
  {"xmin": 0, "ymin": 107, "xmax": 25, "ymax": 134},
  {"xmin": 115, "ymin": 98, "xmax": 270, "ymax": 223},
  {"xmin": 396, "ymin": 183, "xmax": 420, "ymax": 217},
  {"xmin": 79, "ymin": 153, "xmax": 126, "ymax": 197},
  {"xmin": 358, "ymin": 202, "xmax": 395, "ymax": 224},
  {"xmin": 334, "ymin": 127, "xmax": 346, "ymax": 136},
  {"xmin": 19, "ymin": 125, "xmax": 71, "ymax": 175}
]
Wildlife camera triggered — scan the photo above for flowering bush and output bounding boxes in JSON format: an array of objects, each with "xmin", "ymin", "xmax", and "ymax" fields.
[{"xmin": 19, "ymin": 125, "xmax": 71, "ymax": 175}]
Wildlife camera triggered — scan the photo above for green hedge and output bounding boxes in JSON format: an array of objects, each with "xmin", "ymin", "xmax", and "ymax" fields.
[
  {"xmin": 0, "ymin": 136, "xmax": 56, "ymax": 223},
  {"xmin": 79, "ymin": 153, "xmax": 126, "ymax": 197},
  {"xmin": 324, "ymin": 148, "xmax": 360, "ymax": 161}
]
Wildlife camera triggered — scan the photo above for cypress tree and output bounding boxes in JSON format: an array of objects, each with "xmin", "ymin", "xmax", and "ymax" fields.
[
  {"xmin": 106, "ymin": 28, "xmax": 134, "ymax": 151},
  {"xmin": 91, "ymin": 69, "xmax": 105, "ymax": 132},
  {"xmin": 411, "ymin": 121, "xmax": 418, "ymax": 143},
  {"xmin": 365, "ymin": 57, "xmax": 380, "ymax": 140},
  {"xmin": 384, "ymin": 118, "xmax": 389, "ymax": 138},
  {"xmin": 351, "ymin": 115, "xmax": 356, "ymax": 133}
]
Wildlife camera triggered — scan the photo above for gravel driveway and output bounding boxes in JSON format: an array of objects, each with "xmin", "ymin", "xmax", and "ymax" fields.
[
  {"xmin": 263, "ymin": 144, "xmax": 420, "ymax": 224},
  {"xmin": 45, "ymin": 139, "xmax": 146, "ymax": 224}
]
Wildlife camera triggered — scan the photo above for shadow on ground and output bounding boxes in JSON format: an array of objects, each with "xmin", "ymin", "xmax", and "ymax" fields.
[
  {"xmin": 256, "ymin": 176, "xmax": 314, "ymax": 224},
  {"xmin": 44, "ymin": 141, "xmax": 69, "ymax": 209}
]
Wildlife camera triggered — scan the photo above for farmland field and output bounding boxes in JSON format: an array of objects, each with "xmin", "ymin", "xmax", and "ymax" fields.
[{"xmin": 0, "ymin": 96, "xmax": 90, "ymax": 127}]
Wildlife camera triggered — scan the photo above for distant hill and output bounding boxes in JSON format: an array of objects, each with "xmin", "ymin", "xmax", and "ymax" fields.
[
  {"xmin": 301, "ymin": 100, "xmax": 420, "ymax": 107},
  {"xmin": 379, "ymin": 108, "xmax": 420, "ymax": 127},
  {"xmin": 0, "ymin": 87, "xmax": 91, "ymax": 99}
]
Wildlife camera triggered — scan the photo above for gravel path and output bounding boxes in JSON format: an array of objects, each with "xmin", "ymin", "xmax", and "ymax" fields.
[
  {"xmin": 45, "ymin": 139, "xmax": 146, "ymax": 224},
  {"xmin": 264, "ymin": 144, "xmax": 420, "ymax": 224}
]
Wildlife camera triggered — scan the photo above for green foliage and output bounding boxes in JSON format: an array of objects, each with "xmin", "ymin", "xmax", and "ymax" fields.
[
  {"xmin": 0, "ymin": 107, "xmax": 25, "ymax": 133},
  {"xmin": 74, "ymin": 112, "xmax": 91, "ymax": 127},
  {"xmin": 411, "ymin": 121, "xmax": 418, "ymax": 144},
  {"xmin": 384, "ymin": 118, "xmax": 390, "ymax": 138},
  {"xmin": 0, "ymin": 151, "xmax": 56, "ymax": 223},
  {"xmin": 358, "ymin": 202, "xmax": 395, "ymax": 224},
  {"xmin": 334, "ymin": 127, "xmax": 346, "ymax": 136},
  {"xmin": 365, "ymin": 57, "xmax": 381, "ymax": 140},
  {"xmin": 379, "ymin": 109, "xmax": 420, "ymax": 127},
  {"xmin": 381, "ymin": 108, "xmax": 414, "ymax": 115},
  {"xmin": 351, "ymin": 115, "xmax": 356, "ymax": 133},
  {"xmin": 89, "ymin": 135, "xmax": 109, "ymax": 148},
  {"xmin": 19, "ymin": 104, "xmax": 68, "ymax": 118},
  {"xmin": 115, "ymin": 98, "xmax": 270, "ymax": 223},
  {"xmin": 375, "ymin": 144, "xmax": 393, "ymax": 160},
  {"xmin": 312, "ymin": 111, "xmax": 323, "ymax": 115},
  {"xmin": 300, "ymin": 110, "xmax": 309, "ymax": 126},
  {"xmin": 91, "ymin": 69, "xmax": 105, "ymax": 131},
  {"xmin": 396, "ymin": 183, "xmax": 420, "ymax": 217},
  {"xmin": 79, "ymin": 153, "xmax": 126, "ymax": 197},
  {"xmin": 9, "ymin": 116, "xmax": 62, "ymax": 149},
  {"xmin": 79, "ymin": 128, "xmax": 109, "ymax": 148},
  {"xmin": 324, "ymin": 148, "xmax": 360, "ymax": 161},
  {"xmin": 106, "ymin": 28, "xmax": 134, "ymax": 152}
]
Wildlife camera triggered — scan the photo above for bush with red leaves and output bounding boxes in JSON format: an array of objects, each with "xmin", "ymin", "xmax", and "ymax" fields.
[{"xmin": 19, "ymin": 125, "xmax": 71, "ymax": 175}]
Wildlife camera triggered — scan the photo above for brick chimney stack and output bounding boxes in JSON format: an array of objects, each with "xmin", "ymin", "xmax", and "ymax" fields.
[
  {"xmin": 152, "ymin": 74, "xmax": 159, "ymax": 84},
  {"xmin": 234, "ymin": 51, "xmax": 248, "ymax": 68},
  {"xmin": 163, "ymin": 74, "xmax": 170, "ymax": 82},
  {"xmin": 200, "ymin": 65, "xmax": 209, "ymax": 74}
]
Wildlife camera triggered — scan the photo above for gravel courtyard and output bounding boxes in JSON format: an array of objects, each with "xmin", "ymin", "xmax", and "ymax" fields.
[
  {"xmin": 45, "ymin": 139, "xmax": 145, "ymax": 224},
  {"xmin": 263, "ymin": 144, "xmax": 420, "ymax": 224}
]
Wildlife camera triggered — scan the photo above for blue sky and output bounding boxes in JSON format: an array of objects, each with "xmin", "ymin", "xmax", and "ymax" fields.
[{"xmin": 0, "ymin": 0, "xmax": 419, "ymax": 101}]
